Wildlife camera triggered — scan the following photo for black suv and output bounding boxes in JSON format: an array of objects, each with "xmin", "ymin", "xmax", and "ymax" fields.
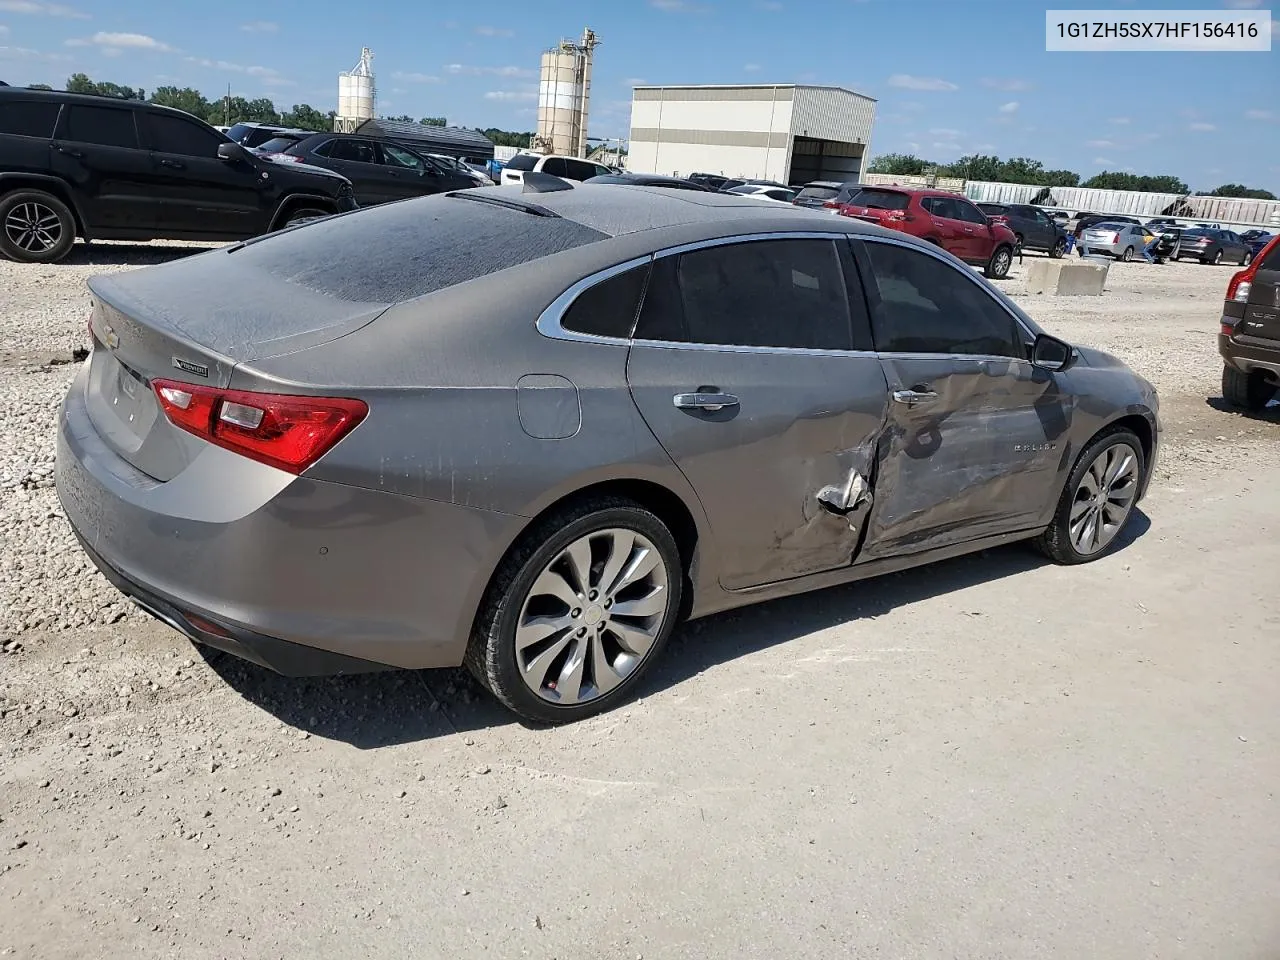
[
  {"xmin": 1219, "ymin": 234, "xmax": 1280, "ymax": 411},
  {"xmin": 976, "ymin": 202, "xmax": 1068, "ymax": 257},
  {"xmin": 268, "ymin": 133, "xmax": 479, "ymax": 207},
  {"xmin": 0, "ymin": 89, "xmax": 357, "ymax": 263}
]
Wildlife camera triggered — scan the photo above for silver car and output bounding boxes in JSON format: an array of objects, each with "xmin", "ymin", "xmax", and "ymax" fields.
[
  {"xmin": 56, "ymin": 181, "xmax": 1161, "ymax": 724},
  {"xmin": 1080, "ymin": 222, "xmax": 1150, "ymax": 260}
]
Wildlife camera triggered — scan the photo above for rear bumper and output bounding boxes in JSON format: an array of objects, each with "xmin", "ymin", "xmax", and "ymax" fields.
[
  {"xmin": 1219, "ymin": 332, "xmax": 1280, "ymax": 379},
  {"xmin": 55, "ymin": 364, "xmax": 521, "ymax": 672}
]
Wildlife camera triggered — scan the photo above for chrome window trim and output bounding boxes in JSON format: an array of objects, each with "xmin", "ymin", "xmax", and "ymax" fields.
[
  {"xmin": 855, "ymin": 233, "xmax": 1039, "ymax": 357},
  {"xmin": 534, "ymin": 255, "xmax": 653, "ymax": 345}
]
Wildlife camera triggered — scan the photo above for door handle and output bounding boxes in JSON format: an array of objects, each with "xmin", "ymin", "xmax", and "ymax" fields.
[
  {"xmin": 964, "ymin": 227, "xmax": 974, "ymax": 233},
  {"xmin": 158, "ymin": 159, "xmax": 185, "ymax": 169},
  {"xmin": 55, "ymin": 145, "xmax": 83, "ymax": 159},
  {"xmin": 673, "ymin": 391, "xmax": 739, "ymax": 412},
  {"xmin": 892, "ymin": 388, "xmax": 939, "ymax": 405}
]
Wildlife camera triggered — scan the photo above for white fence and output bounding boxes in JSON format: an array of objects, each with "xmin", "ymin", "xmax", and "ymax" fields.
[{"xmin": 964, "ymin": 181, "xmax": 1280, "ymax": 228}]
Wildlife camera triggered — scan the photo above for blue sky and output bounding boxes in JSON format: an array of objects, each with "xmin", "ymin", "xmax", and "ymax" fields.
[{"xmin": 1, "ymin": 0, "xmax": 1276, "ymax": 190}]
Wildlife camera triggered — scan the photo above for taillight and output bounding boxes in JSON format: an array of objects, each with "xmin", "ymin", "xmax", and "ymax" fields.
[
  {"xmin": 152, "ymin": 379, "xmax": 367, "ymax": 474},
  {"xmin": 822, "ymin": 199, "xmax": 839, "ymax": 209},
  {"xmin": 884, "ymin": 209, "xmax": 907, "ymax": 222},
  {"xmin": 1109, "ymin": 232, "xmax": 1119, "ymax": 243},
  {"xmin": 1221, "ymin": 321, "xmax": 1237, "ymax": 336}
]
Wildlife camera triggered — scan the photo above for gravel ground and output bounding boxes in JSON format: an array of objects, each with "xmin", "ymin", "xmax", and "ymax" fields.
[{"xmin": 1, "ymin": 244, "xmax": 1278, "ymax": 959}]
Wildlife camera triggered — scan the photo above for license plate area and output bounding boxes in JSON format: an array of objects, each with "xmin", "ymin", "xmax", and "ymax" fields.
[{"xmin": 86, "ymin": 348, "xmax": 160, "ymax": 456}]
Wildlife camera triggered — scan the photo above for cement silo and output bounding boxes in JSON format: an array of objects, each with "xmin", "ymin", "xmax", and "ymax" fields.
[
  {"xmin": 535, "ymin": 28, "xmax": 599, "ymax": 158},
  {"xmin": 334, "ymin": 47, "xmax": 376, "ymax": 133}
]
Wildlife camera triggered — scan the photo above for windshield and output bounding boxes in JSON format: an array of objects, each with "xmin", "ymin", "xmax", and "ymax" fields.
[
  {"xmin": 225, "ymin": 123, "xmax": 256, "ymax": 144},
  {"xmin": 256, "ymin": 136, "xmax": 301, "ymax": 153},
  {"xmin": 505, "ymin": 154, "xmax": 539, "ymax": 172},
  {"xmin": 726, "ymin": 185, "xmax": 758, "ymax": 195},
  {"xmin": 795, "ymin": 186, "xmax": 838, "ymax": 201},
  {"xmin": 848, "ymin": 189, "xmax": 910, "ymax": 211}
]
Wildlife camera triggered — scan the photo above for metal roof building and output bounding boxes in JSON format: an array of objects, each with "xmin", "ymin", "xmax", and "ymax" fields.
[
  {"xmin": 352, "ymin": 119, "xmax": 495, "ymax": 161},
  {"xmin": 627, "ymin": 84, "xmax": 876, "ymax": 186}
]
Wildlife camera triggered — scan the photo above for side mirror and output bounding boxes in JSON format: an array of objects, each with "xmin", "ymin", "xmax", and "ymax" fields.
[
  {"xmin": 1031, "ymin": 333, "xmax": 1075, "ymax": 372},
  {"xmin": 217, "ymin": 142, "xmax": 248, "ymax": 163}
]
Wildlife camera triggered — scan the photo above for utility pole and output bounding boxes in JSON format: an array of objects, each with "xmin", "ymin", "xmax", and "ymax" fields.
[{"xmin": 224, "ymin": 83, "xmax": 230, "ymax": 126}]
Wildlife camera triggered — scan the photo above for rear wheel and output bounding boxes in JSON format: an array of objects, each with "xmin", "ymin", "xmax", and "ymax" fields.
[
  {"xmin": 984, "ymin": 244, "xmax": 1013, "ymax": 279},
  {"xmin": 0, "ymin": 190, "xmax": 76, "ymax": 263},
  {"xmin": 1242, "ymin": 250, "xmax": 1254, "ymax": 267},
  {"xmin": 466, "ymin": 497, "xmax": 683, "ymax": 724},
  {"xmin": 1222, "ymin": 365, "xmax": 1277, "ymax": 411},
  {"xmin": 1121, "ymin": 245, "xmax": 1134, "ymax": 262},
  {"xmin": 1036, "ymin": 427, "xmax": 1145, "ymax": 565},
  {"xmin": 1049, "ymin": 237, "xmax": 1067, "ymax": 259}
]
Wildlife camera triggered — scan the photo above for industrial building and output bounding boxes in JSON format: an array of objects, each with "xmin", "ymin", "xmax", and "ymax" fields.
[
  {"xmin": 535, "ymin": 28, "xmax": 599, "ymax": 158},
  {"xmin": 627, "ymin": 84, "xmax": 876, "ymax": 186}
]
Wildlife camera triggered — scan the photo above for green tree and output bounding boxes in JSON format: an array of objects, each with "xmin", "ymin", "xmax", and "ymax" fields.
[
  {"xmin": 149, "ymin": 86, "xmax": 211, "ymax": 120},
  {"xmin": 1199, "ymin": 183, "xmax": 1277, "ymax": 201},
  {"xmin": 420, "ymin": 116, "xmax": 446, "ymax": 127},
  {"xmin": 867, "ymin": 153, "xmax": 932, "ymax": 176},
  {"xmin": 1083, "ymin": 171, "xmax": 1190, "ymax": 194},
  {"xmin": 476, "ymin": 127, "xmax": 532, "ymax": 148},
  {"xmin": 26, "ymin": 83, "xmax": 53, "ymax": 91},
  {"xmin": 279, "ymin": 104, "xmax": 331, "ymax": 132},
  {"xmin": 382, "ymin": 113, "xmax": 415, "ymax": 123},
  {"xmin": 66, "ymin": 73, "xmax": 144, "ymax": 100}
]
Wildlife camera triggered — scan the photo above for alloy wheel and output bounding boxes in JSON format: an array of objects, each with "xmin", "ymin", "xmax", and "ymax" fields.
[
  {"xmin": 993, "ymin": 248, "xmax": 1011, "ymax": 276},
  {"xmin": 514, "ymin": 528, "xmax": 670, "ymax": 705},
  {"xmin": 4, "ymin": 202, "xmax": 63, "ymax": 254},
  {"xmin": 1069, "ymin": 442, "xmax": 1139, "ymax": 556}
]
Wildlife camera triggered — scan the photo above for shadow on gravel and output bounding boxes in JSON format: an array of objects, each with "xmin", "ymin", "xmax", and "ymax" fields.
[
  {"xmin": 201, "ymin": 512, "xmax": 1150, "ymax": 750},
  {"xmin": 60, "ymin": 243, "xmax": 211, "ymax": 267},
  {"xmin": 1204, "ymin": 396, "xmax": 1280, "ymax": 423}
]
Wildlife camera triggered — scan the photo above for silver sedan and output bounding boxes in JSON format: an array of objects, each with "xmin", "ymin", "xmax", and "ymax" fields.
[{"xmin": 1080, "ymin": 222, "xmax": 1150, "ymax": 260}]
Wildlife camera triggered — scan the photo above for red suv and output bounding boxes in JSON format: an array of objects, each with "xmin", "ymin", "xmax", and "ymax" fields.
[{"xmin": 837, "ymin": 187, "xmax": 1018, "ymax": 279}]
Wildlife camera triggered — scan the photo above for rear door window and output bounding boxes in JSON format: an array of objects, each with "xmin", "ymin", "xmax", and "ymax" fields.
[
  {"xmin": 327, "ymin": 139, "xmax": 379, "ymax": 164},
  {"xmin": 61, "ymin": 105, "xmax": 139, "ymax": 149},
  {"xmin": 0, "ymin": 100, "xmax": 61, "ymax": 138},
  {"xmin": 541, "ymin": 157, "xmax": 569, "ymax": 177},
  {"xmin": 864, "ymin": 241, "xmax": 1023, "ymax": 358},
  {"xmin": 952, "ymin": 199, "xmax": 989, "ymax": 224},
  {"xmin": 635, "ymin": 239, "xmax": 853, "ymax": 351}
]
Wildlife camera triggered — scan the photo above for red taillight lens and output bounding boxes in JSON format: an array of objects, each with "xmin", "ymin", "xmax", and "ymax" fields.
[
  {"xmin": 152, "ymin": 379, "xmax": 367, "ymax": 474},
  {"xmin": 1221, "ymin": 321, "xmax": 1236, "ymax": 336},
  {"xmin": 822, "ymin": 199, "xmax": 839, "ymax": 208}
]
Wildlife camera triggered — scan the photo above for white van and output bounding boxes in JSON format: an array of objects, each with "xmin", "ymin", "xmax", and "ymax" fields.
[{"xmin": 500, "ymin": 153, "xmax": 612, "ymax": 186}]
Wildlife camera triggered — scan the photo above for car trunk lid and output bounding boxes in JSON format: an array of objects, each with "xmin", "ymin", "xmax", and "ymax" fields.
[
  {"xmin": 82, "ymin": 251, "xmax": 388, "ymax": 481},
  {"xmin": 1241, "ymin": 246, "xmax": 1280, "ymax": 342}
]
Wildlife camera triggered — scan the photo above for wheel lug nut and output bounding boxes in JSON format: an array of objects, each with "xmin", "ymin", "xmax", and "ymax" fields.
[
  {"xmin": 571, "ymin": 608, "xmax": 581, "ymax": 618},
  {"xmin": 588, "ymin": 590, "xmax": 598, "ymax": 601},
  {"xmin": 577, "ymin": 627, "xmax": 586, "ymax": 636},
  {"xmin": 604, "ymin": 599, "xmax": 612, "ymax": 608}
]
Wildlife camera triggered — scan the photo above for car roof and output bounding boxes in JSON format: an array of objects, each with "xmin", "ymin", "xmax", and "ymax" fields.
[{"xmin": 0, "ymin": 87, "xmax": 209, "ymax": 122}]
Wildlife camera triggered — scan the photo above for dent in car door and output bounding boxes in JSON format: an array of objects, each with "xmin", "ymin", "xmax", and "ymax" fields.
[
  {"xmin": 624, "ymin": 238, "xmax": 889, "ymax": 590},
  {"xmin": 853, "ymin": 237, "xmax": 1074, "ymax": 560}
]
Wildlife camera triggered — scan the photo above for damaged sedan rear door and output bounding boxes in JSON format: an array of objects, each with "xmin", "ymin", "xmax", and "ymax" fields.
[
  {"xmin": 625, "ymin": 234, "xmax": 889, "ymax": 590},
  {"xmin": 851, "ymin": 236, "xmax": 1075, "ymax": 560}
]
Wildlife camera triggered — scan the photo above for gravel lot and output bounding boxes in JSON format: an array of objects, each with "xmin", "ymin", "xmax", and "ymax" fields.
[{"xmin": 2, "ymin": 244, "xmax": 1278, "ymax": 959}]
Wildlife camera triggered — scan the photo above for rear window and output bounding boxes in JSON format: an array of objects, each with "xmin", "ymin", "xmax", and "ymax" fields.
[
  {"xmin": 795, "ymin": 186, "xmax": 838, "ymax": 201},
  {"xmin": 849, "ymin": 189, "xmax": 910, "ymax": 211},
  {"xmin": 1260, "ymin": 240, "xmax": 1280, "ymax": 271},
  {"xmin": 229, "ymin": 194, "xmax": 608, "ymax": 303},
  {"xmin": 256, "ymin": 136, "xmax": 302, "ymax": 153},
  {"xmin": 0, "ymin": 99, "xmax": 60, "ymax": 138},
  {"xmin": 978, "ymin": 204, "xmax": 1007, "ymax": 215},
  {"xmin": 505, "ymin": 153, "xmax": 538, "ymax": 172}
]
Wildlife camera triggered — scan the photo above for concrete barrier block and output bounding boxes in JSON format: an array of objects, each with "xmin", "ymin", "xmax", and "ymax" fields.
[{"xmin": 1025, "ymin": 258, "xmax": 1110, "ymax": 296}]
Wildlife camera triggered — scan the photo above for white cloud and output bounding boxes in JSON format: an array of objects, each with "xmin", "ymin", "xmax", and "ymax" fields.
[
  {"xmin": 444, "ymin": 63, "xmax": 532, "ymax": 77},
  {"xmin": 622, "ymin": 77, "xmax": 645, "ymax": 86},
  {"xmin": 68, "ymin": 31, "xmax": 175, "ymax": 52},
  {"xmin": 1221, "ymin": 0, "xmax": 1262, "ymax": 7},
  {"xmin": 239, "ymin": 20, "xmax": 277, "ymax": 33},
  {"xmin": 650, "ymin": 0, "xmax": 710, "ymax": 10},
  {"xmin": 1188, "ymin": 121, "xmax": 1216, "ymax": 131},
  {"xmin": 980, "ymin": 77, "xmax": 1032, "ymax": 92},
  {"xmin": 888, "ymin": 73, "xmax": 958, "ymax": 91},
  {"xmin": 474, "ymin": 25, "xmax": 514, "ymax": 37},
  {"xmin": 393, "ymin": 71, "xmax": 441, "ymax": 83},
  {"xmin": 1109, "ymin": 116, "xmax": 1131, "ymax": 125},
  {"xmin": 744, "ymin": 63, "xmax": 760, "ymax": 72},
  {"xmin": 1246, "ymin": 108, "xmax": 1274, "ymax": 120},
  {"xmin": 484, "ymin": 89, "xmax": 537, "ymax": 102},
  {"xmin": 1094, "ymin": 157, "xmax": 1115, "ymax": 165},
  {"xmin": 185, "ymin": 56, "xmax": 295, "ymax": 87},
  {"xmin": 1087, "ymin": 139, "xmax": 1115, "ymax": 148},
  {"xmin": 0, "ymin": 0, "xmax": 87, "ymax": 18},
  {"xmin": 0, "ymin": 42, "xmax": 70, "ymax": 60},
  {"xmin": 998, "ymin": 101, "xmax": 1019, "ymax": 114}
]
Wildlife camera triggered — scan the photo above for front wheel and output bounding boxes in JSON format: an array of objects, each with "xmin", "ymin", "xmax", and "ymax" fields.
[
  {"xmin": 466, "ymin": 497, "xmax": 683, "ymax": 724},
  {"xmin": 1211, "ymin": 249, "xmax": 1223, "ymax": 265},
  {"xmin": 1036, "ymin": 427, "xmax": 1145, "ymax": 565},
  {"xmin": 984, "ymin": 245, "xmax": 1013, "ymax": 279},
  {"xmin": 1222, "ymin": 364, "xmax": 1277, "ymax": 411},
  {"xmin": 0, "ymin": 190, "xmax": 76, "ymax": 263},
  {"xmin": 280, "ymin": 206, "xmax": 331, "ymax": 230},
  {"xmin": 1242, "ymin": 250, "xmax": 1254, "ymax": 267},
  {"xmin": 1121, "ymin": 245, "xmax": 1134, "ymax": 262},
  {"xmin": 1049, "ymin": 237, "xmax": 1067, "ymax": 259}
]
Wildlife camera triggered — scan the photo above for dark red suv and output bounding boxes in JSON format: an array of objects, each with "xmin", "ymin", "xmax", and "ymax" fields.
[{"xmin": 837, "ymin": 187, "xmax": 1018, "ymax": 279}]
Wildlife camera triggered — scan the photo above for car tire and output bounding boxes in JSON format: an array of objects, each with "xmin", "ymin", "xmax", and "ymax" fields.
[
  {"xmin": 1035, "ymin": 426, "xmax": 1146, "ymax": 565},
  {"xmin": 1242, "ymin": 250, "xmax": 1254, "ymax": 267},
  {"xmin": 280, "ymin": 207, "xmax": 331, "ymax": 229},
  {"xmin": 465, "ymin": 496, "xmax": 684, "ymax": 725},
  {"xmin": 0, "ymin": 190, "xmax": 76, "ymax": 264},
  {"xmin": 1121, "ymin": 245, "xmax": 1134, "ymax": 262},
  {"xmin": 1211, "ymin": 249, "xmax": 1223, "ymax": 265},
  {"xmin": 1222, "ymin": 364, "xmax": 1277, "ymax": 412},
  {"xmin": 1049, "ymin": 237, "xmax": 1067, "ymax": 259},
  {"xmin": 984, "ymin": 244, "xmax": 1013, "ymax": 279}
]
